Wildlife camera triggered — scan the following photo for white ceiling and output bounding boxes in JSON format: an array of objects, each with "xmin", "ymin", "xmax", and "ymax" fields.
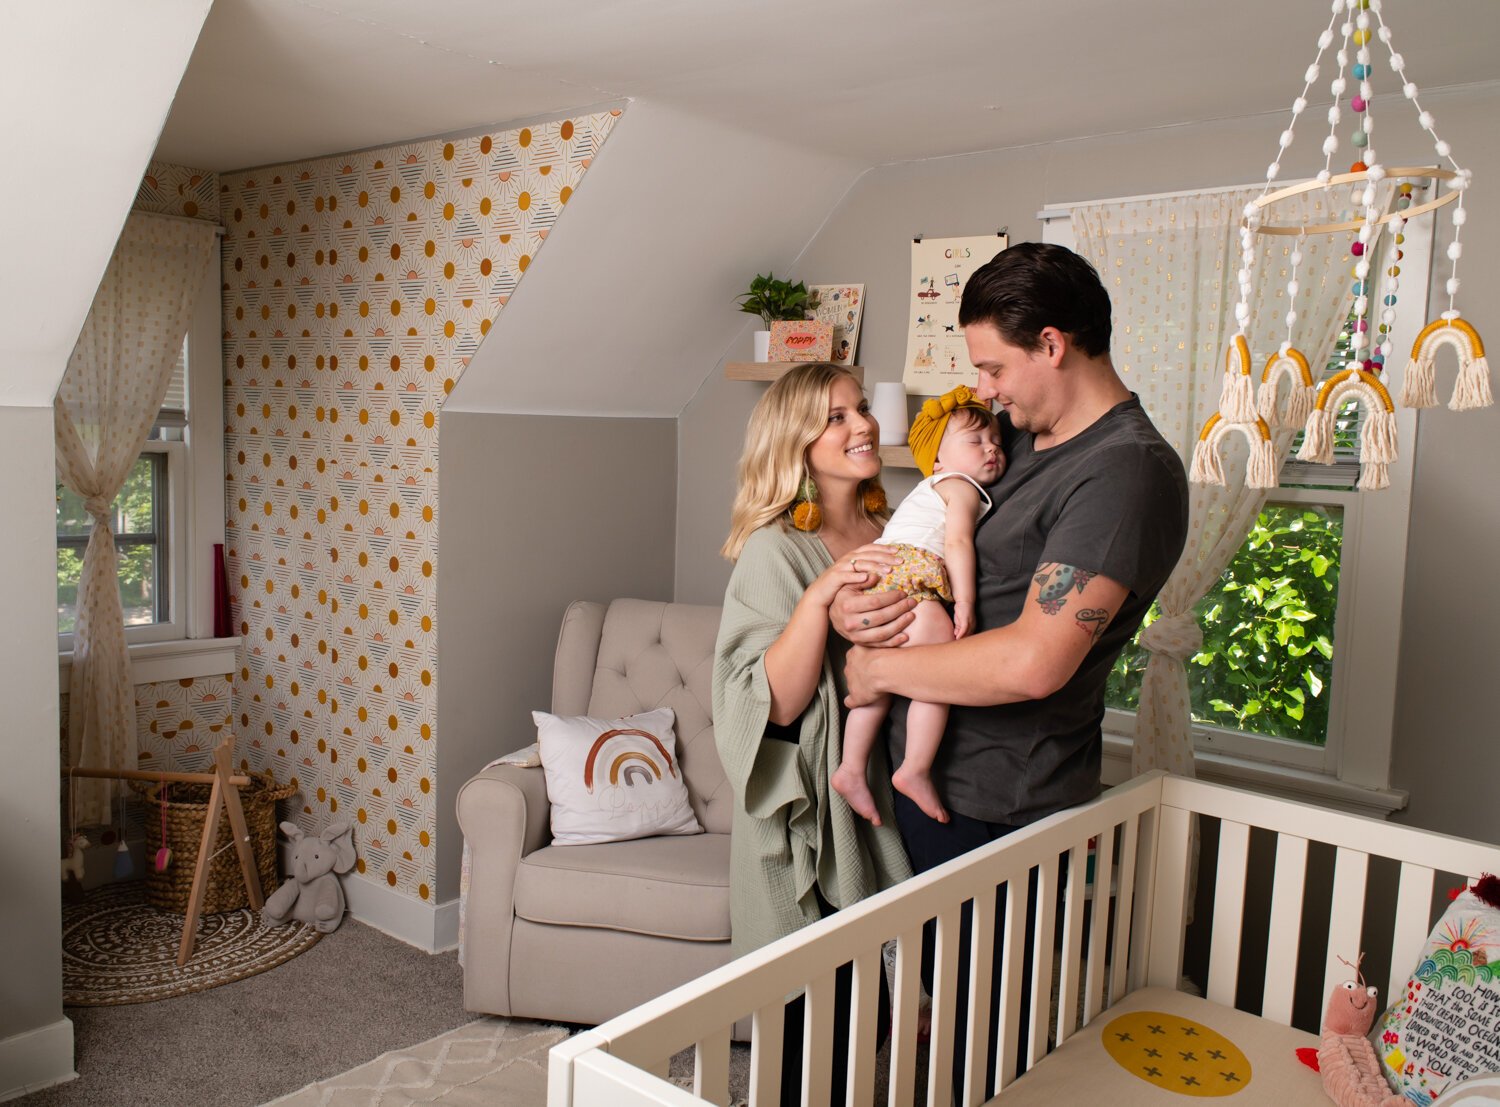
[{"xmin": 157, "ymin": 0, "xmax": 1500, "ymax": 173}]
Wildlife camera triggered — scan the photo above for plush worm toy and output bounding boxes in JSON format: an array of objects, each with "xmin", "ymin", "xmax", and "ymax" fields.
[{"xmin": 1298, "ymin": 954, "xmax": 1407, "ymax": 1107}]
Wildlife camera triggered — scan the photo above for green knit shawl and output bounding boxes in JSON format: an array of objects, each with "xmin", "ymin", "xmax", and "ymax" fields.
[{"xmin": 713, "ymin": 524, "xmax": 912, "ymax": 956}]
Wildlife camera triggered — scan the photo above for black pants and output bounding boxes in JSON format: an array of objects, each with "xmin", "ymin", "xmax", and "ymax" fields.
[
  {"xmin": 779, "ymin": 889, "xmax": 892, "ymax": 1104},
  {"xmin": 893, "ymin": 790, "xmax": 1026, "ymax": 1105}
]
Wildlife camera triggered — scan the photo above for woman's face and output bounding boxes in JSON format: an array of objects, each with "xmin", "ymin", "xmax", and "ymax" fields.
[{"xmin": 805, "ymin": 376, "xmax": 880, "ymax": 490}]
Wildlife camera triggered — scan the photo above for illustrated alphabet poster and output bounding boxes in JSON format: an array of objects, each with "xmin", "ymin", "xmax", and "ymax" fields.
[{"xmin": 902, "ymin": 234, "xmax": 1008, "ymax": 393}]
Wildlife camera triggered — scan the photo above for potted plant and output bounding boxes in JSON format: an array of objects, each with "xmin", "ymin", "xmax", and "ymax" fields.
[{"xmin": 737, "ymin": 273, "xmax": 813, "ymax": 361}]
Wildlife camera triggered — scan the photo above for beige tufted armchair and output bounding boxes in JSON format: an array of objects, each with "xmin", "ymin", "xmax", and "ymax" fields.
[{"xmin": 456, "ymin": 598, "xmax": 738, "ymax": 1028}]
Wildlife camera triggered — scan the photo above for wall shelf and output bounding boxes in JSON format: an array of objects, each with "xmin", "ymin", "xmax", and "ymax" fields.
[
  {"xmin": 879, "ymin": 445, "xmax": 917, "ymax": 469},
  {"xmin": 725, "ymin": 361, "xmax": 863, "ymax": 383}
]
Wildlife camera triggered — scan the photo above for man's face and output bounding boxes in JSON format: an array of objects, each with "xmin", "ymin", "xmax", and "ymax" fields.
[{"xmin": 966, "ymin": 322, "xmax": 1054, "ymax": 435}]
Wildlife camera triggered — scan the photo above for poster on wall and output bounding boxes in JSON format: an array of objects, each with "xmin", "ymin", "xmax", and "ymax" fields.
[
  {"xmin": 806, "ymin": 284, "xmax": 865, "ymax": 365},
  {"xmin": 902, "ymin": 233, "xmax": 1008, "ymax": 394}
]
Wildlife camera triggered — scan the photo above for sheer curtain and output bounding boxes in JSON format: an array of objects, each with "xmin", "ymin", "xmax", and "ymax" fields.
[
  {"xmin": 56, "ymin": 213, "xmax": 216, "ymax": 823},
  {"xmin": 1071, "ymin": 188, "xmax": 1351, "ymax": 777}
]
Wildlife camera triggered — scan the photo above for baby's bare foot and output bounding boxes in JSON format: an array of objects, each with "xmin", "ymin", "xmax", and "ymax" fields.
[
  {"xmin": 893, "ymin": 765, "xmax": 949, "ymax": 823},
  {"xmin": 832, "ymin": 764, "xmax": 882, "ymax": 825}
]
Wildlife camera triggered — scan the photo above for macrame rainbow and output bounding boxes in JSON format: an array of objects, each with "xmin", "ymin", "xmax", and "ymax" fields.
[
  {"xmin": 1297, "ymin": 368, "xmax": 1399, "ymax": 489},
  {"xmin": 1191, "ymin": 413, "xmax": 1278, "ymax": 490},
  {"xmin": 1258, "ymin": 347, "xmax": 1317, "ymax": 429},
  {"xmin": 1401, "ymin": 317, "xmax": 1492, "ymax": 411}
]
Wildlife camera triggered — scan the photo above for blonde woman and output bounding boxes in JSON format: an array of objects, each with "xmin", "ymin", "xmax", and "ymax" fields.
[{"xmin": 713, "ymin": 362, "xmax": 912, "ymax": 1099}]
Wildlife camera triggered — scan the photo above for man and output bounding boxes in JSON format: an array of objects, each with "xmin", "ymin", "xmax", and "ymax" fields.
[
  {"xmin": 832, "ymin": 244, "xmax": 1188, "ymax": 1093},
  {"xmin": 838, "ymin": 241, "xmax": 1188, "ymax": 851}
]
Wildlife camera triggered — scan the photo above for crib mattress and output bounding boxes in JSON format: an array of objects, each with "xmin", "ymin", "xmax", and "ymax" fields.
[{"xmin": 991, "ymin": 986, "xmax": 1328, "ymax": 1104}]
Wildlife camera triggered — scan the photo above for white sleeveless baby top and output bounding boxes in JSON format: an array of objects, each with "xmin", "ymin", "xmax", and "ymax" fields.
[{"xmin": 877, "ymin": 472, "xmax": 993, "ymax": 560}]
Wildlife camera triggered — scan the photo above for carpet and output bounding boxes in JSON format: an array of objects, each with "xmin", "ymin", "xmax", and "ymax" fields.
[
  {"xmin": 261, "ymin": 1019, "xmax": 569, "ymax": 1106},
  {"xmin": 63, "ymin": 881, "xmax": 322, "ymax": 1006}
]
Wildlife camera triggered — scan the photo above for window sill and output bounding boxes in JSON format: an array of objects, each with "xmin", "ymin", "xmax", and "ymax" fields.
[
  {"xmin": 58, "ymin": 636, "xmax": 240, "ymax": 694},
  {"xmin": 1100, "ymin": 732, "xmax": 1408, "ymax": 820}
]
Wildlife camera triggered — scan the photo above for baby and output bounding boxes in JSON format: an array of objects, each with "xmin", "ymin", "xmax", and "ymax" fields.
[{"xmin": 831, "ymin": 385, "xmax": 1002, "ymax": 825}]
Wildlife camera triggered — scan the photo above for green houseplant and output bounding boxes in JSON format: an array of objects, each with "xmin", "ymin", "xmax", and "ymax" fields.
[{"xmin": 737, "ymin": 273, "xmax": 813, "ymax": 361}]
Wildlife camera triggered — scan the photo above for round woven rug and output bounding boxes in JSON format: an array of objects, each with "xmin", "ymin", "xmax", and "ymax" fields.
[{"xmin": 63, "ymin": 882, "xmax": 322, "ymax": 1006}]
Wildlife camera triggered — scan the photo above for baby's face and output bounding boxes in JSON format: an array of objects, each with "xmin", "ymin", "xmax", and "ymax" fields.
[{"xmin": 934, "ymin": 417, "xmax": 1004, "ymax": 483}]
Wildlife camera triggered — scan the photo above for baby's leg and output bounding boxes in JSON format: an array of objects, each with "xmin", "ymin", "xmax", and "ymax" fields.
[
  {"xmin": 835, "ymin": 694, "xmax": 892, "ymax": 824},
  {"xmin": 891, "ymin": 600, "xmax": 954, "ymax": 823}
]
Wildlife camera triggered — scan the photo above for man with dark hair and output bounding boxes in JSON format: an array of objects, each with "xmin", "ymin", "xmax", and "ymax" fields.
[{"xmin": 832, "ymin": 241, "xmax": 1188, "ymax": 1089}]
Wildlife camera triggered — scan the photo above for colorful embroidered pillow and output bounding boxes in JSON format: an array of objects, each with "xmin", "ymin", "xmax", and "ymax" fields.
[
  {"xmin": 534, "ymin": 708, "xmax": 702, "ymax": 846},
  {"xmin": 1378, "ymin": 878, "xmax": 1500, "ymax": 1102}
]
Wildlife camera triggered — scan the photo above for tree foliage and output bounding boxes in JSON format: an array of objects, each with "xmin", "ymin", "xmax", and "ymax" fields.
[
  {"xmin": 56, "ymin": 456, "xmax": 160, "ymax": 631},
  {"xmin": 1106, "ymin": 503, "xmax": 1342, "ymax": 744}
]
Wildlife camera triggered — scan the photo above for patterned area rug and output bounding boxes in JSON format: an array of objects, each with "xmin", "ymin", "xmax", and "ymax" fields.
[
  {"xmin": 261, "ymin": 1018, "xmax": 569, "ymax": 1106},
  {"xmin": 63, "ymin": 881, "xmax": 321, "ymax": 1006}
]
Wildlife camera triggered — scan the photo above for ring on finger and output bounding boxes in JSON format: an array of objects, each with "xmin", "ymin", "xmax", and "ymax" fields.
[{"xmin": 851, "ymin": 559, "xmax": 860, "ymax": 572}]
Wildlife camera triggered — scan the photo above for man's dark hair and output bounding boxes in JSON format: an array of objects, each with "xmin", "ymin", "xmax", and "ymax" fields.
[{"xmin": 958, "ymin": 241, "xmax": 1113, "ymax": 358}]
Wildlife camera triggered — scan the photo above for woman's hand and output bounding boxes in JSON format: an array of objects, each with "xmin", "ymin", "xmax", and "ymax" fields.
[{"xmin": 827, "ymin": 544, "xmax": 918, "ymax": 645}]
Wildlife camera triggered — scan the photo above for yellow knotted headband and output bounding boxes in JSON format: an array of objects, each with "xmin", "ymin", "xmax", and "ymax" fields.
[{"xmin": 907, "ymin": 384, "xmax": 991, "ymax": 477}]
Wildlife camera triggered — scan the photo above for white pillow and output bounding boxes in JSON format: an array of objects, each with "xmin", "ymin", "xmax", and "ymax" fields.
[{"xmin": 534, "ymin": 707, "xmax": 703, "ymax": 846}]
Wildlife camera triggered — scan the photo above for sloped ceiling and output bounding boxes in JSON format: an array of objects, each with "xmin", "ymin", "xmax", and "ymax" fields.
[{"xmin": 158, "ymin": 0, "xmax": 1500, "ymax": 173}]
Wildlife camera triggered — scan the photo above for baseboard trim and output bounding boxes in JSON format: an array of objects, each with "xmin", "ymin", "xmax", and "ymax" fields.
[
  {"xmin": 0, "ymin": 1017, "xmax": 75, "ymax": 1102},
  {"xmin": 277, "ymin": 841, "xmax": 458, "ymax": 953}
]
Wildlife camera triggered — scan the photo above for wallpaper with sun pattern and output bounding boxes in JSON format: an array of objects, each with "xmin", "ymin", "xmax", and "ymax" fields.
[{"xmin": 219, "ymin": 110, "xmax": 620, "ymax": 902}]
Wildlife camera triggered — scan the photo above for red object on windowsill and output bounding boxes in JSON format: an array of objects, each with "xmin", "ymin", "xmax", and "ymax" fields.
[{"xmin": 212, "ymin": 543, "xmax": 233, "ymax": 638}]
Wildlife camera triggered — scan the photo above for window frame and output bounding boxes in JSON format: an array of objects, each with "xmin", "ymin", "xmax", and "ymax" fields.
[{"xmin": 1042, "ymin": 186, "xmax": 1430, "ymax": 797}]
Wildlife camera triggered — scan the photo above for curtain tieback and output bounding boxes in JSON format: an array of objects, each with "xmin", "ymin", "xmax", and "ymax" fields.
[
  {"xmin": 1140, "ymin": 613, "xmax": 1203, "ymax": 660},
  {"xmin": 84, "ymin": 494, "xmax": 113, "ymax": 522}
]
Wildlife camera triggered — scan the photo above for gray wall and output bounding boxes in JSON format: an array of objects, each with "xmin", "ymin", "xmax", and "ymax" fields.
[
  {"xmin": 435, "ymin": 411, "xmax": 677, "ymax": 895},
  {"xmin": 676, "ymin": 87, "xmax": 1500, "ymax": 846}
]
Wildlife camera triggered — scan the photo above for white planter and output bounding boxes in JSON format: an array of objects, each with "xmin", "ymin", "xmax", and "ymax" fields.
[
  {"xmin": 753, "ymin": 329, "xmax": 771, "ymax": 362},
  {"xmin": 872, "ymin": 381, "xmax": 909, "ymax": 444}
]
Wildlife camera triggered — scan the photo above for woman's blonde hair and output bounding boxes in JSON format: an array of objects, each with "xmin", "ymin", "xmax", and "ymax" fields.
[{"xmin": 721, "ymin": 362, "xmax": 888, "ymax": 561}]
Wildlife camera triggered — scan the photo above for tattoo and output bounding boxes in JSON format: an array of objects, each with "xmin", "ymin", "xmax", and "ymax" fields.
[
  {"xmin": 1075, "ymin": 607, "xmax": 1110, "ymax": 642},
  {"xmin": 1032, "ymin": 563, "xmax": 1096, "ymax": 615}
]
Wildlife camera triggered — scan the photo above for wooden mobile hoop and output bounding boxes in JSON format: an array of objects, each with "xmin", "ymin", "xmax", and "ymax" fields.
[{"xmin": 1190, "ymin": 0, "xmax": 1491, "ymax": 493}]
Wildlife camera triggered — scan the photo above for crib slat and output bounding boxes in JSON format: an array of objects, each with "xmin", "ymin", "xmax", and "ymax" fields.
[
  {"xmin": 889, "ymin": 926, "xmax": 923, "ymax": 1107},
  {"xmin": 1206, "ymin": 819, "xmax": 1251, "ymax": 1007},
  {"xmin": 694, "ymin": 1026, "xmax": 731, "ymax": 1106},
  {"xmin": 1084, "ymin": 824, "xmax": 1115, "ymax": 1024},
  {"xmin": 1056, "ymin": 841, "xmax": 1088, "ymax": 1044},
  {"xmin": 1146, "ymin": 805, "xmax": 1193, "ymax": 989},
  {"xmin": 928, "ymin": 906, "xmax": 961, "ymax": 1107},
  {"xmin": 1112, "ymin": 813, "xmax": 1141, "ymax": 1004},
  {"xmin": 1323, "ymin": 847, "xmax": 1370, "ymax": 1003},
  {"xmin": 1388, "ymin": 862, "xmax": 1436, "ymax": 1004},
  {"xmin": 1261, "ymin": 833, "xmax": 1308, "ymax": 1025},
  {"xmin": 995, "ymin": 876, "xmax": 1030, "ymax": 1093},
  {"xmin": 749, "ymin": 1001, "xmax": 784, "ymax": 1107},
  {"xmin": 1027, "ymin": 855, "xmax": 1060, "ymax": 1068},
  {"xmin": 801, "ymin": 972, "xmax": 835, "ymax": 1107},
  {"xmin": 964, "ymin": 890, "xmax": 997, "ymax": 1107},
  {"xmin": 847, "ymin": 948, "xmax": 881, "ymax": 1107}
]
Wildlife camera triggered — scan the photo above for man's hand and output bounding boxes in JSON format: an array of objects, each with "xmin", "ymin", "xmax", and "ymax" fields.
[{"xmin": 844, "ymin": 644, "xmax": 884, "ymax": 707}]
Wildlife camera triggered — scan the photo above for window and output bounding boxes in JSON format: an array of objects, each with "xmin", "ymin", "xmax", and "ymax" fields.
[
  {"xmin": 57, "ymin": 250, "xmax": 229, "ymax": 655},
  {"xmin": 1043, "ymin": 188, "xmax": 1428, "ymax": 799}
]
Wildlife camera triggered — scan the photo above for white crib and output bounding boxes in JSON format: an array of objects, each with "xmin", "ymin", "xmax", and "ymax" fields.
[{"xmin": 549, "ymin": 771, "xmax": 1500, "ymax": 1107}]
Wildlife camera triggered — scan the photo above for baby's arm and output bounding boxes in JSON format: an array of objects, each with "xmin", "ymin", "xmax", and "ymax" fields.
[{"xmin": 936, "ymin": 478, "xmax": 983, "ymax": 638}]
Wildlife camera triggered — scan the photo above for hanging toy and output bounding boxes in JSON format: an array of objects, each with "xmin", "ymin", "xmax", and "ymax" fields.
[
  {"xmin": 62, "ymin": 768, "xmax": 88, "ymax": 903},
  {"xmin": 61, "ymin": 833, "xmax": 89, "ymax": 884},
  {"xmin": 153, "ymin": 782, "xmax": 172, "ymax": 874},
  {"xmin": 112, "ymin": 785, "xmax": 134, "ymax": 879},
  {"xmin": 1190, "ymin": 0, "xmax": 1490, "ymax": 493}
]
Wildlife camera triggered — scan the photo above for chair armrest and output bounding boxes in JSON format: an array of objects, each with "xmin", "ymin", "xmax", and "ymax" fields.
[{"xmin": 455, "ymin": 762, "xmax": 552, "ymax": 1015}]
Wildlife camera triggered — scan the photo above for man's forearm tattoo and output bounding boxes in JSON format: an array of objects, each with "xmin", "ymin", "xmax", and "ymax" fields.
[
  {"xmin": 1033, "ymin": 563, "xmax": 1096, "ymax": 615},
  {"xmin": 1075, "ymin": 607, "xmax": 1110, "ymax": 642}
]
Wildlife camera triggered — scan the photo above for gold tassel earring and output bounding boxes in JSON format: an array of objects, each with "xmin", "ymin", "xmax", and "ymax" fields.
[
  {"xmin": 791, "ymin": 474, "xmax": 822, "ymax": 532},
  {"xmin": 862, "ymin": 482, "xmax": 888, "ymax": 515}
]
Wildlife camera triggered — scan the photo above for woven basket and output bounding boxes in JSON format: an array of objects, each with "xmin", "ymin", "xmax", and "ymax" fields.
[{"xmin": 138, "ymin": 771, "xmax": 295, "ymax": 916}]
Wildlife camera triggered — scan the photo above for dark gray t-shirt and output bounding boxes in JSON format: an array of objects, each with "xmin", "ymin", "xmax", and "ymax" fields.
[{"xmin": 888, "ymin": 395, "xmax": 1188, "ymax": 825}]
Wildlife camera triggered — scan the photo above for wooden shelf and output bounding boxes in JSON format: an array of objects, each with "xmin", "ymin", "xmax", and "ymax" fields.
[
  {"xmin": 725, "ymin": 361, "xmax": 864, "ymax": 383},
  {"xmin": 878, "ymin": 445, "xmax": 918, "ymax": 469}
]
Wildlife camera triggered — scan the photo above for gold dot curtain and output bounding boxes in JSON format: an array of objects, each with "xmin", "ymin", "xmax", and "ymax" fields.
[
  {"xmin": 55, "ymin": 213, "xmax": 217, "ymax": 824},
  {"xmin": 1070, "ymin": 187, "xmax": 1351, "ymax": 778}
]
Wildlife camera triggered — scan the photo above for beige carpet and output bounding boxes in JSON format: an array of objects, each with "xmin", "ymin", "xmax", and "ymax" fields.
[{"xmin": 261, "ymin": 1018, "xmax": 569, "ymax": 1106}]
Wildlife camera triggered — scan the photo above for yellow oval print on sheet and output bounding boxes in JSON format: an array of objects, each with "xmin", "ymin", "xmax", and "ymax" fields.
[{"xmin": 1101, "ymin": 1010, "xmax": 1253, "ymax": 1097}]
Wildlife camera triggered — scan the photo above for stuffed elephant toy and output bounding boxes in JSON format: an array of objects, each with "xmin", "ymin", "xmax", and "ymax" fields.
[{"xmin": 261, "ymin": 820, "xmax": 355, "ymax": 933}]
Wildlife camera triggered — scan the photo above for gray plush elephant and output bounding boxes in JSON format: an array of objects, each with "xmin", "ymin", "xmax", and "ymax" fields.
[{"xmin": 261, "ymin": 820, "xmax": 355, "ymax": 933}]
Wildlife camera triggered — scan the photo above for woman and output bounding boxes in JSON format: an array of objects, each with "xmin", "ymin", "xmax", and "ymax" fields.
[{"xmin": 713, "ymin": 362, "xmax": 912, "ymax": 1095}]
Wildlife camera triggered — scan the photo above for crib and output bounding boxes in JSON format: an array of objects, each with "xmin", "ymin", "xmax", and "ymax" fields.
[{"xmin": 549, "ymin": 771, "xmax": 1500, "ymax": 1106}]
